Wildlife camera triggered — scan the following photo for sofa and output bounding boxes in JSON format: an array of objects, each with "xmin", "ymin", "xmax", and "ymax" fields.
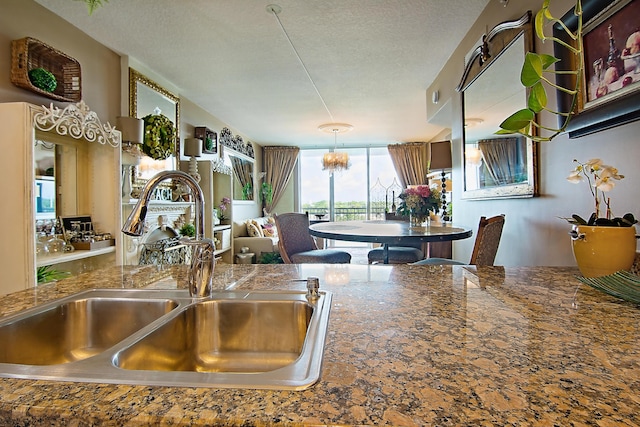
[{"xmin": 232, "ymin": 216, "xmax": 279, "ymax": 262}]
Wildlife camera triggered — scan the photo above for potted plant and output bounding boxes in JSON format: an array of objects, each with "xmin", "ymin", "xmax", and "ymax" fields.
[
  {"xmin": 218, "ymin": 197, "xmax": 231, "ymax": 224},
  {"xmin": 564, "ymin": 158, "xmax": 637, "ymax": 277}
]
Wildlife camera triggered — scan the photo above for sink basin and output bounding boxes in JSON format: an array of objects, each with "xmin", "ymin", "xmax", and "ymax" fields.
[
  {"xmin": 0, "ymin": 288, "xmax": 332, "ymax": 390},
  {"xmin": 0, "ymin": 289, "xmax": 179, "ymax": 365},
  {"xmin": 114, "ymin": 299, "xmax": 313, "ymax": 373}
]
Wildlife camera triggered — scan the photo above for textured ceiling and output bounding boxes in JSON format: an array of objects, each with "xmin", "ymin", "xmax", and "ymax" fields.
[{"xmin": 35, "ymin": 0, "xmax": 491, "ymax": 148}]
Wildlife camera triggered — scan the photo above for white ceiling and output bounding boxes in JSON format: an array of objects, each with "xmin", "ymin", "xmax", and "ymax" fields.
[{"xmin": 35, "ymin": 0, "xmax": 491, "ymax": 148}]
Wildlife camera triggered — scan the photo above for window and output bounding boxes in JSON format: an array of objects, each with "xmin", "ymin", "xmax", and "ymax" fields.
[{"xmin": 298, "ymin": 147, "xmax": 399, "ymax": 221}]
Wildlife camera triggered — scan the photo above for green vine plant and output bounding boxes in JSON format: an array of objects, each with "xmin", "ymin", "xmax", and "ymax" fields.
[
  {"xmin": 498, "ymin": 0, "xmax": 583, "ymax": 142},
  {"xmin": 75, "ymin": 0, "xmax": 108, "ymax": 15}
]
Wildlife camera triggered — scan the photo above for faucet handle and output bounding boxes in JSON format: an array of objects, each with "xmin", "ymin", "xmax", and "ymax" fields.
[{"xmin": 290, "ymin": 277, "xmax": 320, "ymax": 299}]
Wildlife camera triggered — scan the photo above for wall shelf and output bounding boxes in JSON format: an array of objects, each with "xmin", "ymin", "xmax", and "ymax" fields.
[{"xmin": 37, "ymin": 246, "xmax": 115, "ymax": 268}]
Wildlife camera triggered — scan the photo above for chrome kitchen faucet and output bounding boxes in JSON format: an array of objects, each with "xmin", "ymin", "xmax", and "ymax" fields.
[{"xmin": 122, "ymin": 170, "xmax": 216, "ymax": 298}]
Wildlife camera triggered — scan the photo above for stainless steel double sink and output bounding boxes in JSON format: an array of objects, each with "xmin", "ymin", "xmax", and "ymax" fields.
[{"xmin": 0, "ymin": 288, "xmax": 332, "ymax": 389}]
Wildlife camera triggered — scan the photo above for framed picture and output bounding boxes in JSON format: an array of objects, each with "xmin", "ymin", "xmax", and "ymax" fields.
[
  {"xmin": 554, "ymin": 0, "xmax": 640, "ymax": 138},
  {"xmin": 194, "ymin": 126, "xmax": 218, "ymax": 155},
  {"xmin": 59, "ymin": 215, "xmax": 93, "ymax": 242}
]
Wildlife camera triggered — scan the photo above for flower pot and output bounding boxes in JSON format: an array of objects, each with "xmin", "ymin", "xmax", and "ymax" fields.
[{"xmin": 571, "ymin": 225, "xmax": 637, "ymax": 278}]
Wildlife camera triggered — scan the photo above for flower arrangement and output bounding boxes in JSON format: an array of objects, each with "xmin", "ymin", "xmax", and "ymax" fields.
[
  {"xmin": 141, "ymin": 113, "xmax": 176, "ymax": 160},
  {"xmin": 396, "ymin": 185, "xmax": 441, "ymax": 222},
  {"xmin": 565, "ymin": 158, "xmax": 636, "ymax": 227},
  {"xmin": 218, "ymin": 197, "xmax": 231, "ymax": 221}
]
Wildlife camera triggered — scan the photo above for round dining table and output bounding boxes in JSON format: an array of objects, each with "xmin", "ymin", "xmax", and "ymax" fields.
[{"xmin": 309, "ymin": 220, "xmax": 473, "ymax": 264}]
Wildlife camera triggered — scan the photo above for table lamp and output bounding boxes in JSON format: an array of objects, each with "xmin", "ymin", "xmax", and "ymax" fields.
[
  {"xmin": 429, "ymin": 141, "xmax": 452, "ymax": 221},
  {"xmin": 184, "ymin": 137, "xmax": 203, "ymax": 183}
]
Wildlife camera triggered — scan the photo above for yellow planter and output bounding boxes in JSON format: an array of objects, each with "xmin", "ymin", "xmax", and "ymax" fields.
[{"xmin": 571, "ymin": 225, "xmax": 637, "ymax": 278}]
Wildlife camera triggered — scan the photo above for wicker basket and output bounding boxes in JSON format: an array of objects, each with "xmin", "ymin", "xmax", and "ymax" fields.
[{"xmin": 11, "ymin": 37, "xmax": 82, "ymax": 102}]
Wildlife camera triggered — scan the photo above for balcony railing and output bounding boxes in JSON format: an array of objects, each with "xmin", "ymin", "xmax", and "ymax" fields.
[{"xmin": 304, "ymin": 207, "xmax": 388, "ymax": 221}]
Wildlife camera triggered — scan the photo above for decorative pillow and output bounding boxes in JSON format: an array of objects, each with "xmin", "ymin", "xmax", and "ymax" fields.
[
  {"xmin": 246, "ymin": 220, "xmax": 263, "ymax": 237},
  {"xmin": 262, "ymin": 223, "xmax": 278, "ymax": 238}
]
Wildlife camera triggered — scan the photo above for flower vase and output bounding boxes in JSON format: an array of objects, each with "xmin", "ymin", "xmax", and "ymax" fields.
[
  {"xmin": 571, "ymin": 225, "xmax": 637, "ymax": 278},
  {"xmin": 409, "ymin": 213, "xmax": 429, "ymax": 229}
]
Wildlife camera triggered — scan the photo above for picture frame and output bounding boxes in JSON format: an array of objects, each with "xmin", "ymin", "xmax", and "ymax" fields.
[
  {"xmin": 194, "ymin": 126, "xmax": 218, "ymax": 155},
  {"xmin": 554, "ymin": 0, "xmax": 640, "ymax": 138},
  {"xmin": 59, "ymin": 215, "xmax": 93, "ymax": 243}
]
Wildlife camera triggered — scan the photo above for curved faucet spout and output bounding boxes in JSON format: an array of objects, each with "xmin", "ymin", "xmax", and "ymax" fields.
[
  {"xmin": 122, "ymin": 170, "xmax": 205, "ymax": 239},
  {"xmin": 122, "ymin": 170, "xmax": 215, "ymax": 298}
]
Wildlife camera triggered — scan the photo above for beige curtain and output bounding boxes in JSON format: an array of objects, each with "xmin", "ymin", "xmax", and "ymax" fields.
[
  {"xmin": 230, "ymin": 156, "xmax": 252, "ymax": 198},
  {"xmin": 478, "ymin": 137, "xmax": 522, "ymax": 186},
  {"xmin": 262, "ymin": 146, "xmax": 300, "ymax": 214},
  {"xmin": 387, "ymin": 142, "xmax": 430, "ymax": 188}
]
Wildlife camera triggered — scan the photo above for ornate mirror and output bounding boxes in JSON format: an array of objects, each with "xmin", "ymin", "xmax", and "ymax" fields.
[
  {"xmin": 457, "ymin": 12, "xmax": 538, "ymax": 200},
  {"xmin": 129, "ymin": 68, "xmax": 180, "ymax": 180}
]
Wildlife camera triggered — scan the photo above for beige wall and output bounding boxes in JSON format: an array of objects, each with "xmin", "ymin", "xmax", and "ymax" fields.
[
  {"xmin": 1, "ymin": 0, "xmax": 262, "ymax": 227},
  {"xmin": 427, "ymin": 0, "xmax": 640, "ymax": 266},
  {"xmin": 0, "ymin": 0, "xmax": 120, "ymax": 121}
]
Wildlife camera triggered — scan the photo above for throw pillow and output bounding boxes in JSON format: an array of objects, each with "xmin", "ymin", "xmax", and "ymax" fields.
[
  {"xmin": 246, "ymin": 220, "xmax": 263, "ymax": 238},
  {"xmin": 262, "ymin": 223, "xmax": 278, "ymax": 238}
]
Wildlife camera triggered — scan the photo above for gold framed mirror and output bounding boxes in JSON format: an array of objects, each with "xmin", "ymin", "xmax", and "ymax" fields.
[
  {"xmin": 129, "ymin": 68, "xmax": 180, "ymax": 180},
  {"xmin": 457, "ymin": 12, "xmax": 538, "ymax": 200}
]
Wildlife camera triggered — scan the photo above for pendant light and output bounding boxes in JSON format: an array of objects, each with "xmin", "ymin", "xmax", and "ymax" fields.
[{"xmin": 319, "ymin": 123, "xmax": 352, "ymax": 174}]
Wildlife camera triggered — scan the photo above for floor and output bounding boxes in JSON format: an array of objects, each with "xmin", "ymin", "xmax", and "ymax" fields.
[{"xmin": 342, "ymin": 246, "xmax": 370, "ymax": 265}]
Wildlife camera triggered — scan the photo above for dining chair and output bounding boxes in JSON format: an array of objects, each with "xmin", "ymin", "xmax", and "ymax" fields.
[
  {"xmin": 274, "ymin": 213, "xmax": 352, "ymax": 264},
  {"xmin": 367, "ymin": 212, "xmax": 424, "ymax": 264},
  {"xmin": 412, "ymin": 214, "xmax": 505, "ymax": 266}
]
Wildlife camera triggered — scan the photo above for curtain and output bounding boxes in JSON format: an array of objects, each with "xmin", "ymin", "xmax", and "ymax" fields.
[
  {"xmin": 230, "ymin": 156, "xmax": 252, "ymax": 199},
  {"xmin": 262, "ymin": 146, "xmax": 300, "ymax": 214},
  {"xmin": 387, "ymin": 142, "xmax": 430, "ymax": 188},
  {"xmin": 478, "ymin": 138, "xmax": 522, "ymax": 186}
]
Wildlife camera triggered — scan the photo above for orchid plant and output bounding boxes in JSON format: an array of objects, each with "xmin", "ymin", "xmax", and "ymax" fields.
[
  {"xmin": 218, "ymin": 197, "xmax": 231, "ymax": 221},
  {"xmin": 564, "ymin": 159, "xmax": 636, "ymax": 227}
]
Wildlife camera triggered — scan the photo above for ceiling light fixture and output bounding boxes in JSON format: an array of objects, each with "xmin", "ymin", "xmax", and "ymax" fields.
[
  {"xmin": 267, "ymin": 4, "xmax": 353, "ymax": 174},
  {"xmin": 319, "ymin": 123, "xmax": 353, "ymax": 175}
]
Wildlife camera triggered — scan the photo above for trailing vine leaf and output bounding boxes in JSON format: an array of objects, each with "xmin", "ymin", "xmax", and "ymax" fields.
[
  {"xmin": 497, "ymin": 0, "xmax": 583, "ymax": 142},
  {"xmin": 74, "ymin": 0, "xmax": 108, "ymax": 15}
]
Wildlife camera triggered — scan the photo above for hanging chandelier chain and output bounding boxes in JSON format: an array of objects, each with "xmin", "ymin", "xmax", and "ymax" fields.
[{"xmin": 268, "ymin": 4, "xmax": 334, "ymax": 123}]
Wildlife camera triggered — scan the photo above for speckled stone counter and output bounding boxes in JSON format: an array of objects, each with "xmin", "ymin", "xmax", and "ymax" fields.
[{"xmin": 0, "ymin": 264, "xmax": 638, "ymax": 426}]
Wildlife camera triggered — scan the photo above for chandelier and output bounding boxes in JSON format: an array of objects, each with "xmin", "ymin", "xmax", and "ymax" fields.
[{"xmin": 319, "ymin": 123, "xmax": 352, "ymax": 174}]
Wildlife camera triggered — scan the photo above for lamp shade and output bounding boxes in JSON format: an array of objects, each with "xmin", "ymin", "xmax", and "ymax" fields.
[
  {"xmin": 116, "ymin": 116, "xmax": 143, "ymax": 144},
  {"xmin": 184, "ymin": 138, "xmax": 202, "ymax": 157},
  {"xmin": 429, "ymin": 141, "xmax": 452, "ymax": 170}
]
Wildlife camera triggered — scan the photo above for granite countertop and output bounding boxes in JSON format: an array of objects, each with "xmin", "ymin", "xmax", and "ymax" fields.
[{"xmin": 0, "ymin": 263, "xmax": 638, "ymax": 426}]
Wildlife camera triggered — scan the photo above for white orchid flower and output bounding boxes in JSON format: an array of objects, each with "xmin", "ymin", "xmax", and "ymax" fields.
[
  {"xmin": 566, "ymin": 169, "xmax": 584, "ymax": 183},
  {"xmin": 594, "ymin": 176, "xmax": 616, "ymax": 192},
  {"xmin": 600, "ymin": 166, "xmax": 624, "ymax": 181},
  {"xmin": 584, "ymin": 158, "xmax": 603, "ymax": 171}
]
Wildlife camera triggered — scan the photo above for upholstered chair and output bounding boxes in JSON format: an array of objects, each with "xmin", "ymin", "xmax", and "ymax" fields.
[
  {"xmin": 274, "ymin": 213, "xmax": 352, "ymax": 264},
  {"xmin": 367, "ymin": 212, "xmax": 424, "ymax": 264}
]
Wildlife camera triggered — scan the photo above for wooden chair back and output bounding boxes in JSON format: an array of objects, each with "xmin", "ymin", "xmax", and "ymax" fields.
[{"xmin": 469, "ymin": 214, "xmax": 506, "ymax": 266}]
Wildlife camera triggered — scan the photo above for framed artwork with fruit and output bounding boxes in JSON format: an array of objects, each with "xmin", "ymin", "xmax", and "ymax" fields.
[
  {"xmin": 582, "ymin": 0, "xmax": 639, "ymax": 109},
  {"xmin": 554, "ymin": 0, "xmax": 640, "ymax": 138}
]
